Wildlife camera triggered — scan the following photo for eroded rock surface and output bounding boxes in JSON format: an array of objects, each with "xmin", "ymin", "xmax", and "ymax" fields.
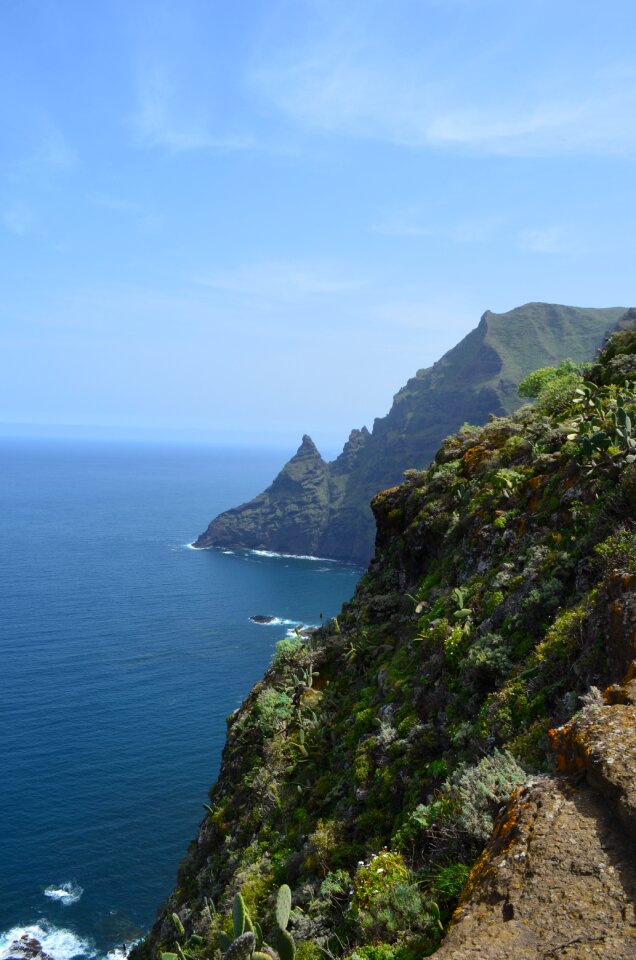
[
  {"xmin": 439, "ymin": 654, "xmax": 636, "ymax": 959},
  {"xmin": 437, "ymin": 777, "xmax": 636, "ymax": 959}
]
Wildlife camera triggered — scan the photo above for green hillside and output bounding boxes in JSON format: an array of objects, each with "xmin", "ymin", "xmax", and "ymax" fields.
[{"xmin": 137, "ymin": 316, "xmax": 636, "ymax": 959}]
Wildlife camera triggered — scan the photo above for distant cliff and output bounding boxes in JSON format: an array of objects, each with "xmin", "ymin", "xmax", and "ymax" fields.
[{"xmin": 195, "ymin": 303, "xmax": 626, "ymax": 563}]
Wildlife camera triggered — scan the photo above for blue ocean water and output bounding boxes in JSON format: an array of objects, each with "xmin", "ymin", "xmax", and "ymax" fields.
[{"xmin": 0, "ymin": 439, "xmax": 361, "ymax": 960}]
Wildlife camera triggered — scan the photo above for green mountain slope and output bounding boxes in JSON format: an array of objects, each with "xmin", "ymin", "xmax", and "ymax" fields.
[
  {"xmin": 136, "ymin": 316, "xmax": 636, "ymax": 960},
  {"xmin": 195, "ymin": 304, "xmax": 625, "ymax": 563}
]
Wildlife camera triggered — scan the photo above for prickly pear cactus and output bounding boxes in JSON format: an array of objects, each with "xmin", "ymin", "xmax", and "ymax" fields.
[
  {"xmin": 222, "ymin": 931, "xmax": 256, "ymax": 960},
  {"xmin": 218, "ymin": 932, "xmax": 233, "ymax": 953},
  {"xmin": 274, "ymin": 929, "xmax": 295, "ymax": 960},
  {"xmin": 275, "ymin": 885, "xmax": 291, "ymax": 931},
  {"xmin": 233, "ymin": 893, "xmax": 247, "ymax": 937}
]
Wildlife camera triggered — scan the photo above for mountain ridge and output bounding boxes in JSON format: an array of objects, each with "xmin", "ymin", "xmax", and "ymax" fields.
[{"xmin": 195, "ymin": 303, "xmax": 626, "ymax": 563}]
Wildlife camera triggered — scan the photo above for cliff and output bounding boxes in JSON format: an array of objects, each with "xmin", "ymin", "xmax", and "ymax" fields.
[
  {"xmin": 194, "ymin": 303, "xmax": 626, "ymax": 564},
  {"xmin": 136, "ymin": 317, "xmax": 636, "ymax": 959}
]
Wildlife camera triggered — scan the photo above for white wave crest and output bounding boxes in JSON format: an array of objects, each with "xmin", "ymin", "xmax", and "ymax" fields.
[
  {"xmin": 286, "ymin": 624, "xmax": 318, "ymax": 637},
  {"xmin": 249, "ymin": 549, "xmax": 338, "ymax": 562},
  {"xmin": 0, "ymin": 923, "xmax": 95, "ymax": 960},
  {"xmin": 249, "ymin": 616, "xmax": 298, "ymax": 627},
  {"xmin": 44, "ymin": 882, "xmax": 83, "ymax": 906},
  {"xmin": 104, "ymin": 945, "xmax": 136, "ymax": 960}
]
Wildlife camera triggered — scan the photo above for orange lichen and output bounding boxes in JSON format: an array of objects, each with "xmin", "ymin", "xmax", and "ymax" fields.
[
  {"xmin": 528, "ymin": 475, "xmax": 545, "ymax": 491},
  {"xmin": 453, "ymin": 787, "xmax": 527, "ymax": 909},
  {"xmin": 462, "ymin": 443, "xmax": 490, "ymax": 475},
  {"xmin": 374, "ymin": 486, "xmax": 400, "ymax": 501}
]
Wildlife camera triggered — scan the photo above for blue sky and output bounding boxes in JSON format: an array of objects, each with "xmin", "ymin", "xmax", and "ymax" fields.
[{"xmin": 1, "ymin": 0, "xmax": 635, "ymax": 450}]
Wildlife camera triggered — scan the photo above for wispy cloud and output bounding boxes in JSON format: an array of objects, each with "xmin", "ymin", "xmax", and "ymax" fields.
[
  {"xmin": 90, "ymin": 193, "xmax": 140, "ymax": 213},
  {"xmin": 373, "ymin": 209, "xmax": 501, "ymax": 242},
  {"xmin": 131, "ymin": 62, "xmax": 255, "ymax": 152},
  {"xmin": 4, "ymin": 123, "xmax": 77, "ymax": 182},
  {"xmin": 192, "ymin": 260, "xmax": 362, "ymax": 301},
  {"xmin": 2, "ymin": 203, "xmax": 36, "ymax": 236},
  {"xmin": 250, "ymin": 21, "xmax": 636, "ymax": 157},
  {"xmin": 36, "ymin": 126, "xmax": 77, "ymax": 171},
  {"xmin": 517, "ymin": 225, "xmax": 586, "ymax": 256}
]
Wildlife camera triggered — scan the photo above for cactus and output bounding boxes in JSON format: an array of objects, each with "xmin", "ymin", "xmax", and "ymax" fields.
[
  {"xmin": 275, "ymin": 885, "xmax": 291, "ymax": 931},
  {"xmin": 253, "ymin": 948, "xmax": 278, "ymax": 960},
  {"xmin": 171, "ymin": 914, "xmax": 185, "ymax": 938},
  {"xmin": 253, "ymin": 921, "xmax": 263, "ymax": 950},
  {"xmin": 222, "ymin": 932, "xmax": 256, "ymax": 960},
  {"xmin": 218, "ymin": 932, "xmax": 233, "ymax": 953},
  {"xmin": 273, "ymin": 885, "xmax": 294, "ymax": 960},
  {"xmin": 218, "ymin": 893, "xmax": 258, "ymax": 960},
  {"xmin": 569, "ymin": 380, "xmax": 636, "ymax": 469},
  {"xmin": 161, "ymin": 954, "xmax": 178, "ymax": 960},
  {"xmin": 233, "ymin": 893, "xmax": 247, "ymax": 937},
  {"xmin": 273, "ymin": 929, "xmax": 295, "ymax": 960},
  {"xmin": 218, "ymin": 884, "xmax": 295, "ymax": 960}
]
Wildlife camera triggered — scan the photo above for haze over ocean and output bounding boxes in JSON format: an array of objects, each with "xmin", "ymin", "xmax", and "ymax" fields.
[{"xmin": 0, "ymin": 439, "xmax": 361, "ymax": 959}]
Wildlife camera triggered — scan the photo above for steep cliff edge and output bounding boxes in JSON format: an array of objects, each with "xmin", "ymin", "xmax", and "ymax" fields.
[
  {"xmin": 195, "ymin": 303, "xmax": 626, "ymax": 563},
  {"xmin": 138, "ymin": 319, "xmax": 636, "ymax": 960}
]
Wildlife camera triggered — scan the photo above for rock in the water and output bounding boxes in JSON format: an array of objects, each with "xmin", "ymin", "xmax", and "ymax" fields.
[
  {"xmin": 4, "ymin": 936, "xmax": 55, "ymax": 960},
  {"xmin": 249, "ymin": 615, "xmax": 276, "ymax": 624}
]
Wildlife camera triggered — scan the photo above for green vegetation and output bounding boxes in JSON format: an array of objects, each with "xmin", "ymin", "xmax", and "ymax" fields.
[{"xmin": 138, "ymin": 316, "xmax": 636, "ymax": 960}]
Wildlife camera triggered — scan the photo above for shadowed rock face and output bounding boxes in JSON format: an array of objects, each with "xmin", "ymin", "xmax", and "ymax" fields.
[
  {"xmin": 195, "ymin": 303, "xmax": 626, "ymax": 564},
  {"xmin": 195, "ymin": 435, "xmax": 331, "ymax": 555}
]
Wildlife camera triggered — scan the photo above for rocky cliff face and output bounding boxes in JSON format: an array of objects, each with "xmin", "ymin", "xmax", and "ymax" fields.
[
  {"xmin": 195, "ymin": 304, "xmax": 626, "ymax": 564},
  {"xmin": 138, "ymin": 321, "xmax": 636, "ymax": 960},
  {"xmin": 197, "ymin": 435, "xmax": 331, "ymax": 556}
]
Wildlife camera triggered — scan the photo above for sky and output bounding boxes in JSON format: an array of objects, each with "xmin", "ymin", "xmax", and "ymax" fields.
[{"xmin": 1, "ymin": 0, "xmax": 635, "ymax": 452}]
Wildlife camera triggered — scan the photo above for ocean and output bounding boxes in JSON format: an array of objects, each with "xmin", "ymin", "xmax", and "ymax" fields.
[{"xmin": 0, "ymin": 438, "xmax": 362, "ymax": 960}]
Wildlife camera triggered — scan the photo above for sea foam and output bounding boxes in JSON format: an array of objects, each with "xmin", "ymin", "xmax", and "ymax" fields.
[
  {"xmin": 249, "ymin": 616, "xmax": 298, "ymax": 627},
  {"xmin": 44, "ymin": 882, "xmax": 83, "ymax": 906},
  {"xmin": 249, "ymin": 549, "xmax": 338, "ymax": 562},
  {"xmin": 0, "ymin": 923, "xmax": 94, "ymax": 960}
]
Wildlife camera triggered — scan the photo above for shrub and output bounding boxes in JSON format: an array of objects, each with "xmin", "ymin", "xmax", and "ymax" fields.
[
  {"xmin": 396, "ymin": 751, "xmax": 526, "ymax": 857},
  {"xmin": 594, "ymin": 528, "xmax": 636, "ymax": 575},
  {"xmin": 518, "ymin": 360, "xmax": 581, "ymax": 399},
  {"xmin": 351, "ymin": 851, "xmax": 440, "ymax": 944},
  {"xmin": 463, "ymin": 632, "xmax": 511, "ymax": 683},
  {"xmin": 443, "ymin": 750, "xmax": 527, "ymax": 843},
  {"xmin": 253, "ymin": 689, "xmax": 294, "ymax": 736}
]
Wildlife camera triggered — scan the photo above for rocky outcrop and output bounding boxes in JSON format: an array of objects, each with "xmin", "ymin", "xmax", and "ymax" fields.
[
  {"xmin": 436, "ymin": 776, "xmax": 636, "ymax": 959},
  {"xmin": 436, "ymin": 574, "xmax": 636, "ymax": 959},
  {"xmin": 196, "ymin": 304, "xmax": 626, "ymax": 563},
  {"xmin": 195, "ymin": 435, "xmax": 330, "ymax": 555},
  {"xmin": 3, "ymin": 936, "xmax": 56, "ymax": 960}
]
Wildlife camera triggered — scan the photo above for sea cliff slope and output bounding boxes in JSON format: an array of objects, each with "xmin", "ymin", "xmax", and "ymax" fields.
[
  {"xmin": 138, "ymin": 314, "xmax": 636, "ymax": 959},
  {"xmin": 194, "ymin": 303, "xmax": 626, "ymax": 564}
]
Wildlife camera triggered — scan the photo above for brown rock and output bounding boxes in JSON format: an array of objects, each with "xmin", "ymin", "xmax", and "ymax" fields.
[{"xmin": 436, "ymin": 777, "xmax": 636, "ymax": 959}]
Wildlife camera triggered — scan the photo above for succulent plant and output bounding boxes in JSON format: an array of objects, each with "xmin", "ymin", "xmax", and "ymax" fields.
[
  {"xmin": 222, "ymin": 932, "xmax": 256, "ymax": 960},
  {"xmin": 273, "ymin": 885, "xmax": 295, "ymax": 960}
]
